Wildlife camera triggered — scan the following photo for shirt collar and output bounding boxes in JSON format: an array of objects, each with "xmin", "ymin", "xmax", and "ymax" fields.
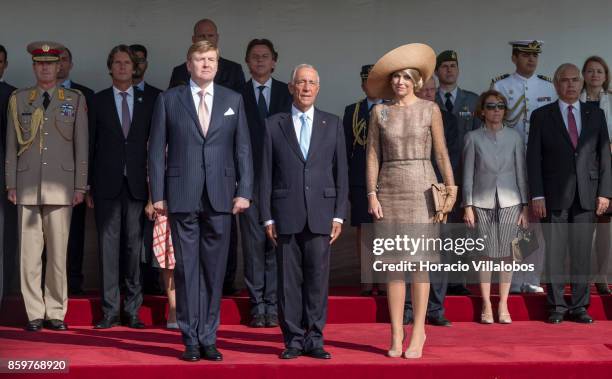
[
  {"xmin": 38, "ymin": 86, "xmax": 57, "ymax": 96},
  {"xmin": 366, "ymin": 98, "xmax": 382, "ymax": 109},
  {"xmin": 558, "ymin": 98, "xmax": 580, "ymax": 113},
  {"xmin": 292, "ymin": 104, "xmax": 314, "ymax": 121},
  {"xmin": 135, "ymin": 80, "xmax": 145, "ymax": 91},
  {"xmin": 513, "ymin": 72, "xmax": 536, "ymax": 82},
  {"xmin": 113, "ymin": 85, "xmax": 134, "ymax": 97},
  {"xmin": 190, "ymin": 79, "xmax": 214, "ymax": 97},
  {"xmin": 252, "ymin": 77, "xmax": 272, "ymax": 89},
  {"xmin": 60, "ymin": 79, "xmax": 72, "ymax": 88},
  {"xmin": 439, "ymin": 87, "xmax": 458, "ymax": 100}
]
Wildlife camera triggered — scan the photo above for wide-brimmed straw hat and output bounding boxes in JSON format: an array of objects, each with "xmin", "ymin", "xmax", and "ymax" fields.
[{"xmin": 366, "ymin": 43, "xmax": 436, "ymax": 99}]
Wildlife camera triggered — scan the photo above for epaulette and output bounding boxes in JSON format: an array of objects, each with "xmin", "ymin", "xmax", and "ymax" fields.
[
  {"xmin": 491, "ymin": 74, "xmax": 510, "ymax": 84},
  {"xmin": 63, "ymin": 87, "xmax": 83, "ymax": 97},
  {"xmin": 537, "ymin": 74, "xmax": 552, "ymax": 82}
]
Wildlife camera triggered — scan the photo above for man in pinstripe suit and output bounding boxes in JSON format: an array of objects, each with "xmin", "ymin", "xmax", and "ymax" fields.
[{"xmin": 149, "ymin": 40, "xmax": 253, "ymax": 362}]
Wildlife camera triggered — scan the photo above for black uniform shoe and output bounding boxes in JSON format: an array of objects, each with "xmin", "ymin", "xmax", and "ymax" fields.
[
  {"xmin": 249, "ymin": 314, "xmax": 266, "ymax": 328},
  {"xmin": 304, "ymin": 348, "xmax": 331, "ymax": 359},
  {"xmin": 44, "ymin": 319, "xmax": 68, "ymax": 331},
  {"xmin": 547, "ymin": 312, "xmax": 564, "ymax": 324},
  {"xmin": 124, "ymin": 315, "xmax": 145, "ymax": 329},
  {"xmin": 595, "ymin": 283, "xmax": 611, "ymax": 295},
  {"xmin": 570, "ymin": 312, "xmax": 593, "ymax": 324},
  {"xmin": 26, "ymin": 319, "xmax": 43, "ymax": 331},
  {"xmin": 279, "ymin": 348, "xmax": 302, "ymax": 359},
  {"xmin": 94, "ymin": 315, "xmax": 121, "ymax": 329},
  {"xmin": 201, "ymin": 345, "xmax": 223, "ymax": 361},
  {"xmin": 265, "ymin": 314, "xmax": 279, "ymax": 327},
  {"xmin": 427, "ymin": 315, "xmax": 452, "ymax": 326},
  {"xmin": 181, "ymin": 346, "xmax": 200, "ymax": 362}
]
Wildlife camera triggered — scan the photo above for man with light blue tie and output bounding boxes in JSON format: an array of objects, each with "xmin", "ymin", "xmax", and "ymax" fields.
[{"xmin": 259, "ymin": 64, "xmax": 349, "ymax": 360}]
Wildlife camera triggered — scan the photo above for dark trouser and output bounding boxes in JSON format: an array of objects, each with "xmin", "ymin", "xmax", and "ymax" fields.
[
  {"xmin": 169, "ymin": 192, "xmax": 231, "ymax": 347},
  {"xmin": 223, "ymin": 218, "xmax": 238, "ymax": 291},
  {"xmin": 277, "ymin": 227, "xmax": 330, "ymax": 351},
  {"xmin": 0, "ymin": 197, "xmax": 4, "ymax": 306},
  {"xmin": 543, "ymin": 194, "xmax": 596, "ymax": 315},
  {"xmin": 1, "ymin": 200, "xmax": 17, "ymax": 306},
  {"xmin": 67, "ymin": 202, "xmax": 86, "ymax": 293},
  {"xmin": 95, "ymin": 180, "xmax": 144, "ymax": 318},
  {"xmin": 239, "ymin": 200, "xmax": 276, "ymax": 316},
  {"xmin": 140, "ymin": 218, "xmax": 162, "ymax": 293}
]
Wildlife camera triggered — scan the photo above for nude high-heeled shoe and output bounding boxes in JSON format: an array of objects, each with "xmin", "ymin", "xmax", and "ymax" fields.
[
  {"xmin": 498, "ymin": 305, "xmax": 512, "ymax": 324},
  {"xmin": 480, "ymin": 304, "xmax": 494, "ymax": 324},
  {"xmin": 403, "ymin": 334, "xmax": 426, "ymax": 359},
  {"xmin": 387, "ymin": 329, "xmax": 406, "ymax": 358}
]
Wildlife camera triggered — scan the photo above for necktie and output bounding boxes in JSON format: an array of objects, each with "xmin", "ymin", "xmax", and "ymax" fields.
[
  {"xmin": 198, "ymin": 90, "xmax": 210, "ymax": 137},
  {"xmin": 257, "ymin": 85, "xmax": 268, "ymax": 120},
  {"xmin": 299, "ymin": 113, "xmax": 311, "ymax": 159},
  {"xmin": 444, "ymin": 92, "xmax": 453, "ymax": 113},
  {"xmin": 120, "ymin": 92, "xmax": 131, "ymax": 138},
  {"xmin": 43, "ymin": 92, "xmax": 50, "ymax": 110},
  {"xmin": 567, "ymin": 105, "xmax": 579, "ymax": 148}
]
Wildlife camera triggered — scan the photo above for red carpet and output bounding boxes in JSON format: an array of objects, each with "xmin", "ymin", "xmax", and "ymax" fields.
[
  {"xmin": 1, "ymin": 323, "xmax": 612, "ymax": 379},
  {"xmin": 2, "ymin": 287, "xmax": 612, "ymax": 326}
]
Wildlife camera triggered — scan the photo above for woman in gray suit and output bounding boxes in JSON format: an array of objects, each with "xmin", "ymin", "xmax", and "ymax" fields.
[{"xmin": 462, "ymin": 90, "xmax": 529, "ymax": 324}]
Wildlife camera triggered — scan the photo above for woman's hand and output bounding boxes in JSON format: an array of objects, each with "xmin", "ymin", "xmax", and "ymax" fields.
[
  {"xmin": 463, "ymin": 206, "xmax": 476, "ymax": 228},
  {"xmin": 368, "ymin": 194, "xmax": 384, "ymax": 220},
  {"xmin": 517, "ymin": 206, "xmax": 529, "ymax": 229}
]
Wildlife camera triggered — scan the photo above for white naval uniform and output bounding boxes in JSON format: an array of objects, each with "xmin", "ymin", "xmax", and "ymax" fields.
[{"xmin": 491, "ymin": 72, "xmax": 557, "ymax": 145}]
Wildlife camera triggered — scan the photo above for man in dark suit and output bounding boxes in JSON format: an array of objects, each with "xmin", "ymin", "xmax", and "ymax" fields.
[
  {"xmin": 168, "ymin": 19, "xmax": 245, "ymax": 295},
  {"xmin": 0, "ymin": 44, "xmax": 16, "ymax": 307},
  {"xmin": 57, "ymin": 47, "xmax": 95, "ymax": 296},
  {"xmin": 149, "ymin": 40, "xmax": 252, "ymax": 362},
  {"xmin": 260, "ymin": 64, "xmax": 349, "ymax": 360},
  {"xmin": 240, "ymin": 38, "xmax": 292, "ymax": 328},
  {"xmin": 404, "ymin": 76, "xmax": 458, "ymax": 327},
  {"xmin": 88, "ymin": 45, "xmax": 152, "ymax": 329},
  {"xmin": 129, "ymin": 44, "xmax": 163, "ymax": 296},
  {"xmin": 527, "ymin": 63, "xmax": 612, "ymax": 324},
  {"xmin": 434, "ymin": 50, "xmax": 478, "ymax": 296},
  {"xmin": 168, "ymin": 18, "xmax": 245, "ymax": 91}
]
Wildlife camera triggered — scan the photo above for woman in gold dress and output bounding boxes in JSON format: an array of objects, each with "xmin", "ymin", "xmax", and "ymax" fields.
[{"xmin": 366, "ymin": 44, "xmax": 457, "ymax": 359}]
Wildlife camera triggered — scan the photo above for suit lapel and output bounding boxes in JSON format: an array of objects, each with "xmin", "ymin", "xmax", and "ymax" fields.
[
  {"xmin": 577, "ymin": 102, "xmax": 591, "ymax": 150},
  {"xmin": 279, "ymin": 113, "xmax": 305, "ymax": 162},
  {"xmin": 45, "ymin": 87, "xmax": 62, "ymax": 113},
  {"xmin": 178, "ymin": 85, "xmax": 204, "ymax": 139},
  {"xmin": 104, "ymin": 88, "xmax": 125, "ymax": 138},
  {"xmin": 128, "ymin": 88, "xmax": 144, "ymax": 139},
  {"xmin": 453, "ymin": 89, "xmax": 466, "ymax": 115},
  {"xmin": 307, "ymin": 108, "xmax": 326, "ymax": 164},
  {"xmin": 269, "ymin": 79, "xmax": 284, "ymax": 114},
  {"xmin": 207, "ymin": 84, "xmax": 225, "ymax": 138},
  {"xmin": 551, "ymin": 101, "xmax": 574, "ymax": 148}
]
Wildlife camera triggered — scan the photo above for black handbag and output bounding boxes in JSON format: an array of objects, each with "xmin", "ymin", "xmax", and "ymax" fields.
[{"xmin": 512, "ymin": 227, "xmax": 539, "ymax": 262}]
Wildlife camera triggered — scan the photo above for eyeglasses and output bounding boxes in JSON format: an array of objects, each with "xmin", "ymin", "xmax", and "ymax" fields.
[{"xmin": 484, "ymin": 102, "xmax": 506, "ymax": 110}]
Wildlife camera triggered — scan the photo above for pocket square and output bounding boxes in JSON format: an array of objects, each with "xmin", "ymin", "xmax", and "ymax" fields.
[{"xmin": 224, "ymin": 108, "xmax": 235, "ymax": 116}]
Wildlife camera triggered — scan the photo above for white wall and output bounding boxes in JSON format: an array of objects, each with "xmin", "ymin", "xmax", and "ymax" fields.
[{"xmin": 2, "ymin": 0, "xmax": 612, "ymax": 116}]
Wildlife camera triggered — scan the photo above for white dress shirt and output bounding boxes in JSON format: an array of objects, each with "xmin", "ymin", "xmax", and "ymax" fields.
[
  {"xmin": 135, "ymin": 80, "xmax": 145, "ymax": 92},
  {"xmin": 252, "ymin": 77, "xmax": 272, "ymax": 111},
  {"xmin": 264, "ymin": 104, "xmax": 343, "ymax": 226},
  {"xmin": 190, "ymin": 79, "xmax": 214, "ymax": 119},
  {"xmin": 60, "ymin": 79, "xmax": 72, "ymax": 88},
  {"xmin": 112, "ymin": 85, "xmax": 134, "ymax": 120},
  {"xmin": 558, "ymin": 99, "xmax": 582, "ymax": 135}
]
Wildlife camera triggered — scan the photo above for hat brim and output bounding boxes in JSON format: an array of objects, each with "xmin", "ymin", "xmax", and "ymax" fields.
[
  {"xmin": 32, "ymin": 56, "xmax": 60, "ymax": 62},
  {"xmin": 366, "ymin": 43, "xmax": 436, "ymax": 100}
]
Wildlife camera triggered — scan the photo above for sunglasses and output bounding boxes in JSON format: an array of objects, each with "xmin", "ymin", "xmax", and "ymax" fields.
[{"xmin": 484, "ymin": 102, "xmax": 506, "ymax": 110}]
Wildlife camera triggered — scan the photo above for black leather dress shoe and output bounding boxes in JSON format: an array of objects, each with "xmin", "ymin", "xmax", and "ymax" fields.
[
  {"xmin": 44, "ymin": 319, "xmax": 68, "ymax": 331},
  {"xmin": 265, "ymin": 314, "xmax": 279, "ymax": 327},
  {"xmin": 249, "ymin": 314, "xmax": 266, "ymax": 328},
  {"xmin": 26, "ymin": 319, "xmax": 43, "ymax": 331},
  {"xmin": 570, "ymin": 312, "xmax": 593, "ymax": 324},
  {"xmin": 94, "ymin": 316, "xmax": 121, "ymax": 329},
  {"xmin": 547, "ymin": 312, "xmax": 564, "ymax": 324},
  {"xmin": 201, "ymin": 345, "xmax": 223, "ymax": 361},
  {"xmin": 427, "ymin": 315, "xmax": 452, "ymax": 327},
  {"xmin": 124, "ymin": 315, "xmax": 145, "ymax": 329},
  {"xmin": 181, "ymin": 346, "xmax": 200, "ymax": 362},
  {"xmin": 595, "ymin": 283, "xmax": 611, "ymax": 295},
  {"xmin": 279, "ymin": 348, "xmax": 302, "ymax": 359},
  {"xmin": 304, "ymin": 348, "xmax": 331, "ymax": 359},
  {"xmin": 222, "ymin": 286, "xmax": 241, "ymax": 297}
]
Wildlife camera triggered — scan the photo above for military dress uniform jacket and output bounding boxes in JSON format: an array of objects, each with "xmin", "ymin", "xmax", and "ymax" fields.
[
  {"xmin": 491, "ymin": 72, "xmax": 557, "ymax": 144},
  {"xmin": 5, "ymin": 86, "xmax": 88, "ymax": 205}
]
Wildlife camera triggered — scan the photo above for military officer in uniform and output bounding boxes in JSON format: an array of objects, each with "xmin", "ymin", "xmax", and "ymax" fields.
[
  {"xmin": 342, "ymin": 64, "xmax": 383, "ymax": 296},
  {"xmin": 5, "ymin": 41, "xmax": 88, "ymax": 331},
  {"xmin": 491, "ymin": 40, "xmax": 557, "ymax": 294}
]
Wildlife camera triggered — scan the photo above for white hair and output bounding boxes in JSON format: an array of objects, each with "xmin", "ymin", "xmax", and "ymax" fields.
[
  {"xmin": 290, "ymin": 63, "xmax": 320, "ymax": 84},
  {"xmin": 553, "ymin": 63, "xmax": 583, "ymax": 85}
]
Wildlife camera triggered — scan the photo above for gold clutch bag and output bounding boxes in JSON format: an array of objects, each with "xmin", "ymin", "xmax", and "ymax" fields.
[{"xmin": 431, "ymin": 183, "xmax": 448, "ymax": 223}]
